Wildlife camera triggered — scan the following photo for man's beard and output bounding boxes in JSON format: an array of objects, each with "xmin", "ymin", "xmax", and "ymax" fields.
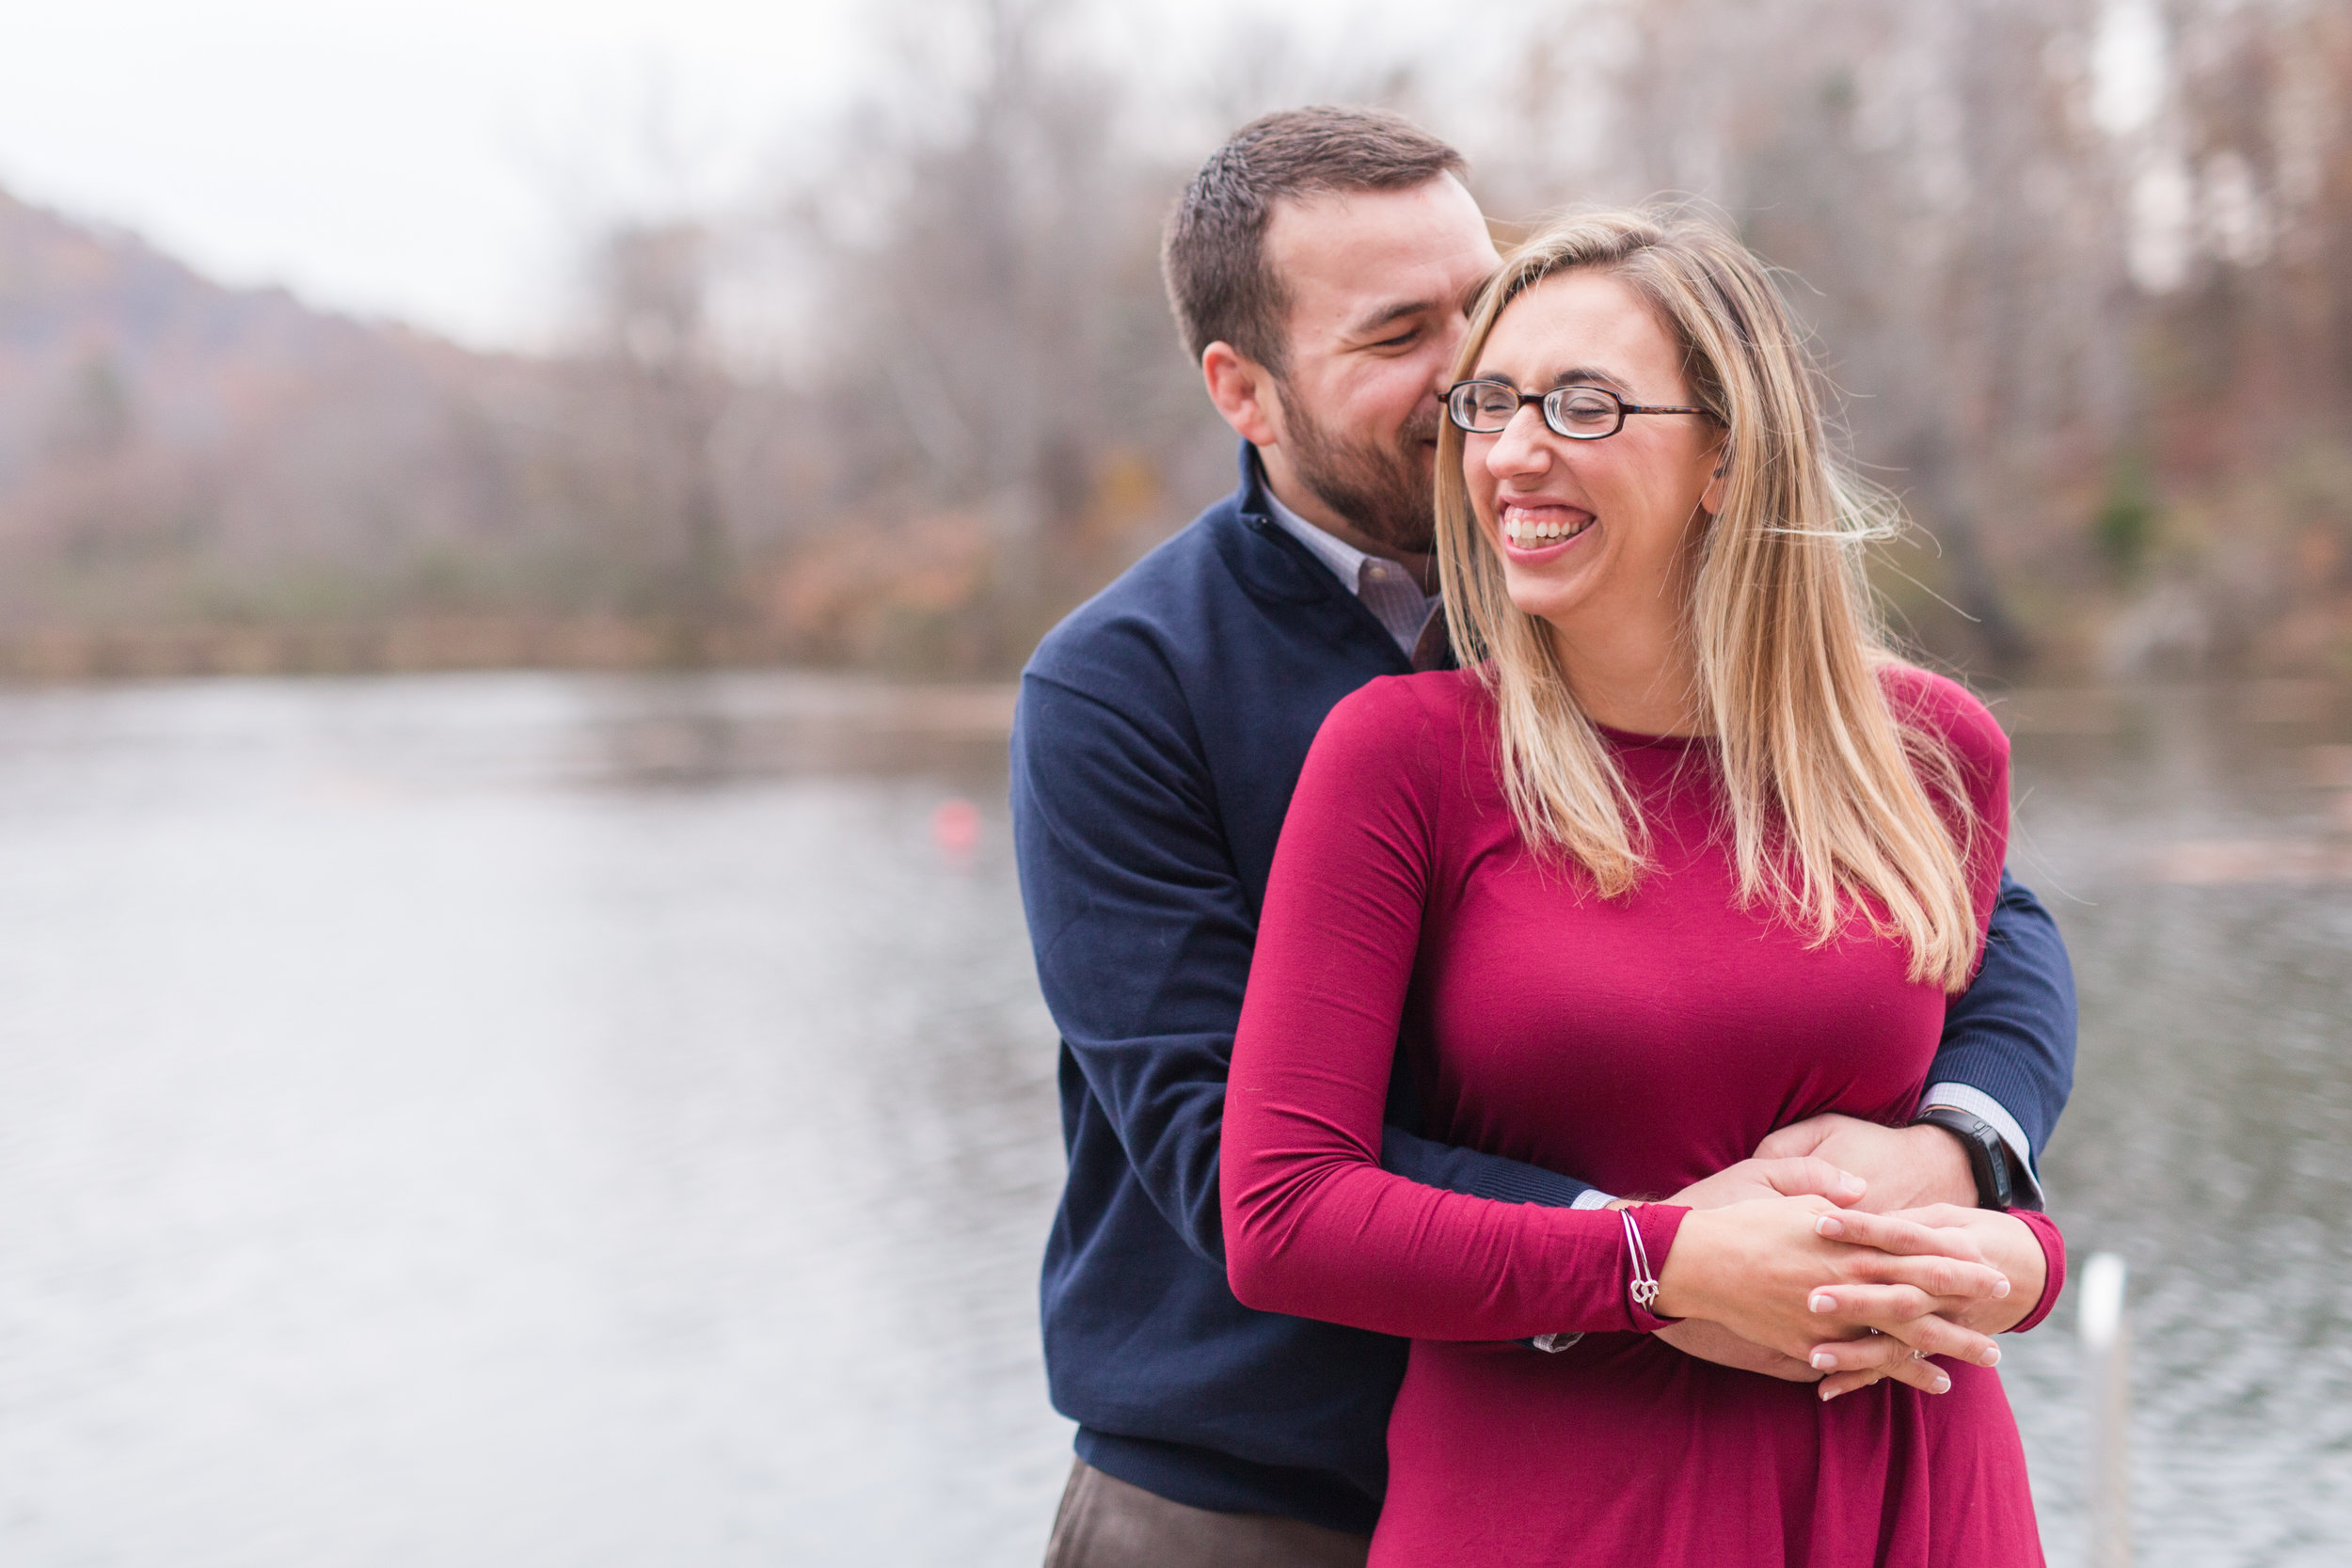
[{"xmin": 1281, "ymin": 393, "xmax": 1440, "ymax": 557}]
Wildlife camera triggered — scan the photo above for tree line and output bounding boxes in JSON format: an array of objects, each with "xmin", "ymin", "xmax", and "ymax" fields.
[{"xmin": 1, "ymin": 0, "xmax": 2344, "ymax": 680}]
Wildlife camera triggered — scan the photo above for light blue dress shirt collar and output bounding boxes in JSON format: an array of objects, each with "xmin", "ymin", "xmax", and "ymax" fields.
[{"xmin": 1262, "ymin": 485, "xmax": 1437, "ymax": 656}]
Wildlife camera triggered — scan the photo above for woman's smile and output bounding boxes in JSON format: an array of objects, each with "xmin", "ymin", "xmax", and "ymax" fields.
[{"xmin": 1498, "ymin": 498, "xmax": 1596, "ymax": 556}]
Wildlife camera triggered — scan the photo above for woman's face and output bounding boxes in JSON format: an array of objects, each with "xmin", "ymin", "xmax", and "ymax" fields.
[{"xmin": 1463, "ymin": 270, "xmax": 1724, "ymax": 638}]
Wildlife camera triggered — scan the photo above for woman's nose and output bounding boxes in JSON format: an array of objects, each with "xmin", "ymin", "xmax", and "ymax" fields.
[{"xmin": 1485, "ymin": 406, "xmax": 1553, "ymax": 481}]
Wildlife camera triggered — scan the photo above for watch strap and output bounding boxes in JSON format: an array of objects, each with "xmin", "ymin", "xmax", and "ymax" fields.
[{"xmin": 1910, "ymin": 1106, "xmax": 2014, "ymax": 1210}]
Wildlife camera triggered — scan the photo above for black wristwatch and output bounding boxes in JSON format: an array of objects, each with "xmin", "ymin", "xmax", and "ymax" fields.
[{"xmin": 1909, "ymin": 1107, "xmax": 2014, "ymax": 1211}]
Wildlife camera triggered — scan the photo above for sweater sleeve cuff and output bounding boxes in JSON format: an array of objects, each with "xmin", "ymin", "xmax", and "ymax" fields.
[
  {"xmin": 1468, "ymin": 1158, "xmax": 1603, "ymax": 1211},
  {"xmin": 2005, "ymin": 1209, "xmax": 2067, "ymax": 1333}
]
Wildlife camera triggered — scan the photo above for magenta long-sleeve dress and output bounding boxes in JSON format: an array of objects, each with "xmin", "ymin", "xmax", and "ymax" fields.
[{"xmin": 1221, "ymin": 665, "xmax": 2064, "ymax": 1568}]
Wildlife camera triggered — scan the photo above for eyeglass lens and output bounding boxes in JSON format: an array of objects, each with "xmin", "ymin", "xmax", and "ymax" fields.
[{"xmin": 1448, "ymin": 382, "xmax": 1625, "ymax": 439}]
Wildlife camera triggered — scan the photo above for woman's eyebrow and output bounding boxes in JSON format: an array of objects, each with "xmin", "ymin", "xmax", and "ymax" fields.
[
  {"xmin": 1468, "ymin": 363, "xmax": 1633, "ymax": 391},
  {"xmin": 1548, "ymin": 365, "xmax": 1629, "ymax": 391}
]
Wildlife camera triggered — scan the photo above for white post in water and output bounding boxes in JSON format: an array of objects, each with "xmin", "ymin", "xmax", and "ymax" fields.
[{"xmin": 2079, "ymin": 1252, "xmax": 2132, "ymax": 1568}]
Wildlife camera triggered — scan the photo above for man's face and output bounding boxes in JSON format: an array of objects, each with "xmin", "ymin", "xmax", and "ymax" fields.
[{"xmin": 1261, "ymin": 176, "xmax": 1502, "ymax": 555}]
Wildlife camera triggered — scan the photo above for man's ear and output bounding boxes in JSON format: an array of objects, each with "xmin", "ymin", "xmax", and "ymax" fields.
[{"xmin": 1202, "ymin": 342, "xmax": 1285, "ymax": 449}]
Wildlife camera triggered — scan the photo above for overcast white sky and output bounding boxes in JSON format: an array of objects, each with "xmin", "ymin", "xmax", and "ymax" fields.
[
  {"xmin": 0, "ymin": 1, "xmax": 2166, "ymax": 347},
  {"xmin": 0, "ymin": 0, "xmax": 1421, "ymax": 351},
  {"xmin": 0, "ymin": 1, "xmax": 884, "ymax": 347}
]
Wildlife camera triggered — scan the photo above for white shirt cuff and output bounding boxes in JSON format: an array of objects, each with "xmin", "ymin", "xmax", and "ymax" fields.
[
  {"xmin": 1920, "ymin": 1081, "xmax": 2043, "ymax": 1205},
  {"xmin": 1570, "ymin": 1186, "xmax": 1618, "ymax": 1212}
]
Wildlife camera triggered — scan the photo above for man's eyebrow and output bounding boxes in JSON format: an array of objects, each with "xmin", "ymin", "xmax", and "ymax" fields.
[{"xmin": 1346, "ymin": 298, "xmax": 1439, "ymax": 338}]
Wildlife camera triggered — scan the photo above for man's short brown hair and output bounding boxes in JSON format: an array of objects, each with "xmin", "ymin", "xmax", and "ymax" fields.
[{"xmin": 1162, "ymin": 105, "xmax": 1468, "ymax": 375}]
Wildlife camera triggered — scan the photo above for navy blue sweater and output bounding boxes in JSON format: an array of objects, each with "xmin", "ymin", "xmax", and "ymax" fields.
[{"xmin": 1009, "ymin": 447, "xmax": 2077, "ymax": 1536}]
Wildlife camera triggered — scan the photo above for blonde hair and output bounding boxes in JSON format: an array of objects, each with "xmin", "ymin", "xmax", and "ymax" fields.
[{"xmin": 1434, "ymin": 209, "xmax": 1984, "ymax": 990}]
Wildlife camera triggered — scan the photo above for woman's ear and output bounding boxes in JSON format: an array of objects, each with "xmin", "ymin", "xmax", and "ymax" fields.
[{"xmin": 1699, "ymin": 435, "xmax": 1731, "ymax": 516}]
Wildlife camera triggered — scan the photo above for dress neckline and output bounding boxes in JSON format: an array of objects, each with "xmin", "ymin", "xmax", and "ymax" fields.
[{"xmin": 1592, "ymin": 721, "xmax": 1710, "ymax": 752}]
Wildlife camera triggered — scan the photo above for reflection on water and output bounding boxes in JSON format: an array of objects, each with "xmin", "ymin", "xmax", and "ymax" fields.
[
  {"xmin": 0, "ymin": 671, "xmax": 2344, "ymax": 1566},
  {"xmin": 1998, "ymin": 682, "xmax": 2352, "ymax": 1568},
  {"xmin": 0, "ymin": 672, "xmax": 1064, "ymax": 1567}
]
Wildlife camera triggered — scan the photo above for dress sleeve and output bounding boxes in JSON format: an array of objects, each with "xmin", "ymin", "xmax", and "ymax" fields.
[
  {"xmin": 2004, "ymin": 1210, "xmax": 2068, "ymax": 1333},
  {"xmin": 1220, "ymin": 678, "xmax": 1684, "ymax": 1340}
]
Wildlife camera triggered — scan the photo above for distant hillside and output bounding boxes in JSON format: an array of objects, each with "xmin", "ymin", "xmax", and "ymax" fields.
[
  {"xmin": 0, "ymin": 189, "xmax": 708, "ymax": 674},
  {"xmin": 0, "ymin": 190, "xmax": 520, "ymax": 622},
  {"xmin": 2, "ymin": 191, "xmax": 425, "ymax": 471},
  {"xmin": 0, "ymin": 184, "xmax": 1179, "ymax": 680}
]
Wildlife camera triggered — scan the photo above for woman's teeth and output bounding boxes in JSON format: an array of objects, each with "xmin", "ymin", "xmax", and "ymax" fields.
[{"xmin": 1503, "ymin": 509, "xmax": 1592, "ymax": 547}]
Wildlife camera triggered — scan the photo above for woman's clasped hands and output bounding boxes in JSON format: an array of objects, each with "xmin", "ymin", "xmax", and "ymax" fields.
[{"xmin": 1635, "ymin": 1157, "xmax": 2048, "ymax": 1402}]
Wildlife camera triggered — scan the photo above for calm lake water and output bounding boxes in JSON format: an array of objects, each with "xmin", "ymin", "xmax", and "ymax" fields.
[{"xmin": 0, "ymin": 670, "xmax": 2344, "ymax": 1566}]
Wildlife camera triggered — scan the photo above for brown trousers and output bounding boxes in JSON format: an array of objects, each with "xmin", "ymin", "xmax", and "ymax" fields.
[{"xmin": 1042, "ymin": 1459, "xmax": 1373, "ymax": 1568}]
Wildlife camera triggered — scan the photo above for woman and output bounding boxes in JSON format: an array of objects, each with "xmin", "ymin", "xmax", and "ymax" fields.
[{"xmin": 1218, "ymin": 211, "xmax": 2065, "ymax": 1566}]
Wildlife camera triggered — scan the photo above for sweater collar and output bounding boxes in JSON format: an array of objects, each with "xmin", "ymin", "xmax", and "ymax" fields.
[{"xmin": 1216, "ymin": 441, "xmax": 1349, "ymax": 608}]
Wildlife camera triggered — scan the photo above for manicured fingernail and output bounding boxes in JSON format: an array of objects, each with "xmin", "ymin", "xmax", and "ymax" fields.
[
  {"xmin": 1809, "ymin": 1292, "xmax": 1836, "ymax": 1314},
  {"xmin": 1811, "ymin": 1352, "xmax": 1836, "ymax": 1370},
  {"xmin": 1819, "ymin": 1385, "xmax": 1840, "ymax": 1402},
  {"xmin": 1980, "ymin": 1346, "xmax": 2001, "ymax": 1367},
  {"xmin": 1839, "ymin": 1173, "xmax": 1866, "ymax": 1196},
  {"xmin": 1932, "ymin": 1373, "xmax": 1951, "ymax": 1393},
  {"xmin": 1815, "ymin": 1214, "xmax": 1843, "ymax": 1237}
]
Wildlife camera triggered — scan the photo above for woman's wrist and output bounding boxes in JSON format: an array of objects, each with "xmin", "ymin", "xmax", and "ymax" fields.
[
  {"xmin": 1947, "ymin": 1209, "xmax": 2045, "ymax": 1334},
  {"xmin": 1997, "ymin": 1209, "xmax": 2066, "ymax": 1334},
  {"xmin": 1647, "ymin": 1204, "xmax": 1716, "ymax": 1322}
]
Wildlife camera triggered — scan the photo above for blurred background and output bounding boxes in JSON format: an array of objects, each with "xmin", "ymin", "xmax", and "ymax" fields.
[{"xmin": 0, "ymin": 1, "xmax": 2345, "ymax": 1564}]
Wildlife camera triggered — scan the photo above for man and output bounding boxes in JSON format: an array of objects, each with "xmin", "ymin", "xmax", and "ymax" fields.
[{"xmin": 1010, "ymin": 106, "xmax": 2074, "ymax": 1568}]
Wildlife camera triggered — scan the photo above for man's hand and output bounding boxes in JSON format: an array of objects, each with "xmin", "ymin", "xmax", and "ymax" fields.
[
  {"xmin": 1652, "ymin": 1320, "xmax": 1820, "ymax": 1382},
  {"xmin": 1754, "ymin": 1113, "xmax": 1975, "ymax": 1213},
  {"xmin": 1654, "ymin": 1314, "xmax": 1967, "ymax": 1399},
  {"xmin": 1665, "ymin": 1154, "xmax": 1870, "ymax": 1212}
]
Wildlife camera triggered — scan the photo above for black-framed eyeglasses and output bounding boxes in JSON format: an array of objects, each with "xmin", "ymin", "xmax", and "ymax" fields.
[{"xmin": 1446, "ymin": 379, "xmax": 1719, "ymax": 440}]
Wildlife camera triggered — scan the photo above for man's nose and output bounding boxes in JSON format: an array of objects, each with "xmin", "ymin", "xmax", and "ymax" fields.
[{"xmin": 1428, "ymin": 320, "xmax": 1470, "ymax": 399}]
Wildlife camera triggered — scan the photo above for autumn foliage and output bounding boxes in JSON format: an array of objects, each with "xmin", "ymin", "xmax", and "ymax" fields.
[{"xmin": 0, "ymin": 0, "xmax": 2345, "ymax": 680}]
